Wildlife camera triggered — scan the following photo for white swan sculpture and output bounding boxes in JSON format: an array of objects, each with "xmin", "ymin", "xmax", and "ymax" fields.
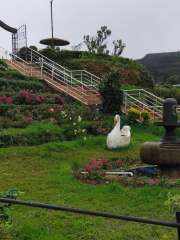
[{"xmin": 107, "ymin": 115, "xmax": 131, "ymax": 149}]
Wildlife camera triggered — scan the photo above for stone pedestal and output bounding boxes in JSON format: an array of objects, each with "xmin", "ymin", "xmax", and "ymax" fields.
[{"xmin": 140, "ymin": 142, "xmax": 180, "ymax": 179}]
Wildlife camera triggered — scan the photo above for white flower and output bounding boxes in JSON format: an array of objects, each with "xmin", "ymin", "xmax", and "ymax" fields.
[
  {"xmin": 70, "ymin": 117, "xmax": 72, "ymax": 120},
  {"xmin": 82, "ymin": 129, "xmax": 85, "ymax": 132},
  {"xmin": 50, "ymin": 108, "xmax": 54, "ymax": 112},
  {"xmin": 84, "ymin": 137, "xmax": 86, "ymax": 140},
  {"xmin": 46, "ymin": 130, "xmax": 49, "ymax": 132},
  {"xmin": 78, "ymin": 116, "xmax": 82, "ymax": 122},
  {"xmin": 73, "ymin": 123, "xmax": 76, "ymax": 126}
]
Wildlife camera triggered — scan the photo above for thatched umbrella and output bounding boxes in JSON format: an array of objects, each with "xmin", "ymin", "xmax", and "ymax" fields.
[{"xmin": 39, "ymin": 38, "xmax": 70, "ymax": 48}]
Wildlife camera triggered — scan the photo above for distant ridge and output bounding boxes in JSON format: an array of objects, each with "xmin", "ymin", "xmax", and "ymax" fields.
[{"xmin": 137, "ymin": 51, "xmax": 180, "ymax": 71}]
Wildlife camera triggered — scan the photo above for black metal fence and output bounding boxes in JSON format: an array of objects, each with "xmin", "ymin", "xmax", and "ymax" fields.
[{"xmin": 0, "ymin": 198, "xmax": 180, "ymax": 239}]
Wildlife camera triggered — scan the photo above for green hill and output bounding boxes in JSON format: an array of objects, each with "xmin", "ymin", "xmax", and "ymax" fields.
[
  {"xmin": 137, "ymin": 51, "xmax": 180, "ymax": 83},
  {"xmin": 38, "ymin": 49, "xmax": 155, "ymax": 89}
]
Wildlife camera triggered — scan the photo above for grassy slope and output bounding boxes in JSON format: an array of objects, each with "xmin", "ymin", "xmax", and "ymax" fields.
[{"xmin": 0, "ymin": 129, "xmax": 178, "ymax": 239}]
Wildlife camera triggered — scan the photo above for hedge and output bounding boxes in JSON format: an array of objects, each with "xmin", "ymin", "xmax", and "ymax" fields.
[
  {"xmin": 0, "ymin": 123, "xmax": 64, "ymax": 147},
  {"xmin": 0, "ymin": 78, "xmax": 45, "ymax": 92}
]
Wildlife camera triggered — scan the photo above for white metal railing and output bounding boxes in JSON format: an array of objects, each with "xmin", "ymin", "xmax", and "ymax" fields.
[
  {"xmin": 26, "ymin": 47, "xmax": 100, "ymax": 91},
  {"xmin": 123, "ymin": 89, "xmax": 164, "ymax": 120},
  {"xmin": 0, "ymin": 46, "xmax": 102, "ymax": 105}
]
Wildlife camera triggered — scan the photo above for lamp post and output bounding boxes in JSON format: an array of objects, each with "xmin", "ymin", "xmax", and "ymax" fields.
[{"xmin": 50, "ymin": 0, "xmax": 54, "ymax": 49}]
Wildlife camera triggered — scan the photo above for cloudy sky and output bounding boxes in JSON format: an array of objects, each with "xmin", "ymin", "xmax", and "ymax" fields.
[{"xmin": 0, "ymin": 0, "xmax": 180, "ymax": 60}]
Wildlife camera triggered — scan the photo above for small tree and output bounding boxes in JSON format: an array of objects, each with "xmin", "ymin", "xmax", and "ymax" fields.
[
  {"xmin": 112, "ymin": 40, "xmax": 126, "ymax": 57},
  {"xmin": 98, "ymin": 68, "xmax": 123, "ymax": 113},
  {"xmin": 84, "ymin": 26, "xmax": 126, "ymax": 56},
  {"xmin": 84, "ymin": 26, "xmax": 111, "ymax": 54}
]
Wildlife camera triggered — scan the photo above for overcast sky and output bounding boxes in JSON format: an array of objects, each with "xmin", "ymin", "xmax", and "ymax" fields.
[{"xmin": 0, "ymin": 0, "xmax": 180, "ymax": 60}]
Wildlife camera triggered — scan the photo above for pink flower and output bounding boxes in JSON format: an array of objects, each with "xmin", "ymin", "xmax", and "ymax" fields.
[
  {"xmin": 110, "ymin": 152, "xmax": 114, "ymax": 155},
  {"xmin": 58, "ymin": 106, "xmax": 63, "ymax": 110},
  {"xmin": 86, "ymin": 166, "xmax": 92, "ymax": 172},
  {"xmin": 59, "ymin": 96, "xmax": 64, "ymax": 102},
  {"xmin": 141, "ymin": 180, "xmax": 144, "ymax": 185},
  {"xmin": 151, "ymin": 181, "xmax": 156, "ymax": 185},
  {"xmin": 101, "ymin": 169, "xmax": 106, "ymax": 174}
]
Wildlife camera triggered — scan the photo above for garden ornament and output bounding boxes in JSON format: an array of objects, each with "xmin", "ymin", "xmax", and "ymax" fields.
[{"xmin": 107, "ymin": 115, "xmax": 131, "ymax": 149}]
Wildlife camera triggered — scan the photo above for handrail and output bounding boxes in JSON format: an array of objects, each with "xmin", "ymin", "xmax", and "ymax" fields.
[
  {"xmin": 123, "ymin": 90, "xmax": 163, "ymax": 120},
  {"xmin": 0, "ymin": 198, "xmax": 180, "ymax": 239},
  {"xmin": 28, "ymin": 47, "xmax": 100, "ymax": 84},
  {"xmin": 124, "ymin": 89, "xmax": 164, "ymax": 102}
]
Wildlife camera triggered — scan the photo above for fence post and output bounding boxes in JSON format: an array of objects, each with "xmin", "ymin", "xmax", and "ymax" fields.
[{"xmin": 176, "ymin": 211, "xmax": 180, "ymax": 240}]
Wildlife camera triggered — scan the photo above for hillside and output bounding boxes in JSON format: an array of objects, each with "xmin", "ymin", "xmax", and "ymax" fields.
[
  {"xmin": 37, "ymin": 48, "xmax": 155, "ymax": 89},
  {"xmin": 137, "ymin": 51, "xmax": 180, "ymax": 83}
]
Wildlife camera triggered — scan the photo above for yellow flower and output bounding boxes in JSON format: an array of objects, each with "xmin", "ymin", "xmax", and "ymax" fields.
[{"xmin": 163, "ymin": 234, "xmax": 167, "ymax": 239}]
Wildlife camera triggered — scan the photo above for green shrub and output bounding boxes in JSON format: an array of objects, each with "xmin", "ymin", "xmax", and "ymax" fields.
[
  {"xmin": 0, "ymin": 123, "xmax": 64, "ymax": 147},
  {"xmin": 0, "ymin": 78, "xmax": 45, "ymax": 92},
  {"xmin": 141, "ymin": 110, "xmax": 151, "ymax": 120},
  {"xmin": 98, "ymin": 68, "xmax": 123, "ymax": 113},
  {"xmin": 0, "ymin": 69, "xmax": 40, "ymax": 81},
  {"xmin": 0, "ymin": 59, "xmax": 8, "ymax": 71},
  {"xmin": 38, "ymin": 48, "xmax": 57, "ymax": 60},
  {"xmin": 127, "ymin": 108, "xmax": 141, "ymax": 124},
  {"xmin": 29, "ymin": 45, "xmax": 38, "ymax": 51}
]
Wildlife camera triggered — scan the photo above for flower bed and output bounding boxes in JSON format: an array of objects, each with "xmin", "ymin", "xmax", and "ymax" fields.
[{"xmin": 73, "ymin": 153, "xmax": 171, "ymax": 187}]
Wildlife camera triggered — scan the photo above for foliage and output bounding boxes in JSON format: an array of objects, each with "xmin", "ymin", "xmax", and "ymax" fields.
[
  {"xmin": 154, "ymin": 85, "xmax": 180, "ymax": 104},
  {"xmin": 112, "ymin": 39, "xmax": 126, "ymax": 57},
  {"xmin": 73, "ymin": 154, "xmax": 123, "ymax": 183},
  {"xmin": 0, "ymin": 78, "xmax": 45, "ymax": 92},
  {"xmin": 0, "ymin": 69, "xmax": 39, "ymax": 81},
  {"xmin": 38, "ymin": 48, "xmax": 57, "ymax": 61},
  {"xmin": 0, "ymin": 123, "xmax": 64, "ymax": 147},
  {"xmin": 0, "ymin": 189, "xmax": 19, "ymax": 225},
  {"xmin": 0, "ymin": 59, "xmax": 8, "ymax": 71},
  {"xmin": 84, "ymin": 26, "xmax": 111, "ymax": 54},
  {"xmin": 165, "ymin": 192, "xmax": 180, "ymax": 211},
  {"xmin": 84, "ymin": 26, "xmax": 126, "ymax": 56},
  {"xmin": 0, "ymin": 91, "xmax": 63, "ymax": 106},
  {"xmin": 127, "ymin": 108, "xmax": 141, "ymax": 124},
  {"xmin": 16, "ymin": 47, "xmax": 29, "ymax": 61},
  {"xmin": 86, "ymin": 122, "xmax": 112, "ymax": 136},
  {"xmin": 98, "ymin": 68, "xmax": 123, "ymax": 113},
  {"xmin": 166, "ymin": 75, "xmax": 180, "ymax": 85},
  {"xmin": 141, "ymin": 110, "xmax": 151, "ymax": 120},
  {"xmin": 29, "ymin": 45, "xmax": 37, "ymax": 51}
]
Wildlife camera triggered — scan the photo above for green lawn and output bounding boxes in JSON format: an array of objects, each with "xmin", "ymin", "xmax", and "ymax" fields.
[{"xmin": 0, "ymin": 131, "xmax": 179, "ymax": 239}]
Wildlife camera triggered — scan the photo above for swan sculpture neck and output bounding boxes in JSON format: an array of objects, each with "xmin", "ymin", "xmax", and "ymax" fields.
[{"xmin": 114, "ymin": 115, "xmax": 120, "ymax": 131}]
